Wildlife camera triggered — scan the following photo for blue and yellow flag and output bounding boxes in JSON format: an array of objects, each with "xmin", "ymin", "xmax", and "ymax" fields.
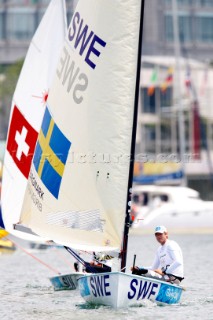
[{"xmin": 33, "ymin": 107, "xmax": 71, "ymax": 199}]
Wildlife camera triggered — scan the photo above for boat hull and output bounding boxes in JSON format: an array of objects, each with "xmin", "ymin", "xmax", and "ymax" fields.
[
  {"xmin": 131, "ymin": 206, "xmax": 213, "ymax": 234},
  {"xmin": 131, "ymin": 185, "xmax": 213, "ymax": 233},
  {"xmin": 49, "ymin": 272, "xmax": 84, "ymax": 291},
  {"xmin": 78, "ymin": 272, "xmax": 183, "ymax": 308}
]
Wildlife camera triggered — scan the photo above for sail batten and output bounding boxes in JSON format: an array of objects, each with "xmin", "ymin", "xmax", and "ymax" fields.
[{"xmin": 19, "ymin": 0, "xmax": 142, "ymax": 251}]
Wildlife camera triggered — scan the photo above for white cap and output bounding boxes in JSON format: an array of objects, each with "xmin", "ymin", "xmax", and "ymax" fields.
[{"xmin": 154, "ymin": 226, "xmax": 167, "ymax": 234}]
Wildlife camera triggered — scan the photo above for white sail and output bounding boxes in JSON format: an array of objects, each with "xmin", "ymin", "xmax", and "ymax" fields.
[
  {"xmin": 1, "ymin": 0, "xmax": 67, "ymax": 241},
  {"xmin": 20, "ymin": 0, "xmax": 141, "ymax": 250}
]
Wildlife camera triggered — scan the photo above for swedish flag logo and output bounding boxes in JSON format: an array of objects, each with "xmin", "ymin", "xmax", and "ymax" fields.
[{"xmin": 33, "ymin": 107, "xmax": 71, "ymax": 199}]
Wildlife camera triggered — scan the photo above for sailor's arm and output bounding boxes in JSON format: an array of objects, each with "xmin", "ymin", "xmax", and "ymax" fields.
[{"xmin": 166, "ymin": 247, "xmax": 183, "ymax": 275}]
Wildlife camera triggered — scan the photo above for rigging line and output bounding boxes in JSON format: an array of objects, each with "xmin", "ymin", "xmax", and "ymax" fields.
[
  {"xmin": 64, "ymin": 246, "xmax": 86, "ymax": 265},
  {"xmin": 80, "ymin": 250, "xmax": 100, "ymax": 263},
  {"xmin": 64, "ymin": 246, "xmax": 98, "ymax": 273},
  {"xmin": 79, "ymin": 250, "xmax": 120, "ymax": 268},
  {"xmin": 6, "ymin": 237, "xmax": 61, "ymax": 275},
  {"xmin": 64, "ymin": 246, "xmax": 91, "ymax": 269},
  {"xmin": 52, "ymin": 247, "xmax": 75, "ymax": 271},
  {"xmin": 78, "ymin": 250, "xmax": 101, "ymax": 263}
]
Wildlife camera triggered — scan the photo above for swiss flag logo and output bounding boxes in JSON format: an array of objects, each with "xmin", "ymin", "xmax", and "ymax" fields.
[{"xmin": 7, "ymin": 105, "xmax": 38, "ymax": 179}]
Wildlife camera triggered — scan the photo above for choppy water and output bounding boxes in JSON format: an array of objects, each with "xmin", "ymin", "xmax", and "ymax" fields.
[{"xmin": 1, "ymin": 233, "xmax": 213, "ymax": 320}]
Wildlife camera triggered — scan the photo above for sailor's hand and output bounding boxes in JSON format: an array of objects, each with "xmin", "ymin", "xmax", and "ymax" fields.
[
  {"xmin": 131, "ymin": 266, "xmax": 139, "ymax": 271},
  {"xmin": 154, "ymin": 269, "xmax": 164, "ymax": 275}
]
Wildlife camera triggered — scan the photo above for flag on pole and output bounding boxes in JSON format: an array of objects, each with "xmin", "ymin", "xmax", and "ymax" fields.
[
  {"xmin": 192, "ymin": 100, "xmax": 201, "ymax": 160},
  {"xmin": 185, "ymin": 65, "xmax": 192, "ymax": 96},
  {"xmin": 160, "ymin": 67, "xmax": 173, "ymax": 93},
  {"xmin": 183, "ymin": 63, "xmax": 201, "ymax": 159},
  {"xmin": 147, "ymin": 69, "xmax": 158, "ymax": 96}
]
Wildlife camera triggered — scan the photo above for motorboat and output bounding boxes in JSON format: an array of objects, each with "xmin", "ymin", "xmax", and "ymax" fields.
[{"xmin": 130, "ymin": 185, "xmax": 213, "ymax": 233}]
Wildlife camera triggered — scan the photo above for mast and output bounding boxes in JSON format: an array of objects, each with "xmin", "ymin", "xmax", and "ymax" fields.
[{"xmin": 121, "ymin": 0, "xmax": 145, "ymax": 272}]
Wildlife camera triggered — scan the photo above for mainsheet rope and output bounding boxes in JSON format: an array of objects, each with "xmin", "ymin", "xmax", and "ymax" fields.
[
  {"xmin": 6, "ymin": 237, "xmax": 61, "ymax": 275},
  {"xmin": 64, "ymin": 246, "xmax": 99, "ymax": 273}
]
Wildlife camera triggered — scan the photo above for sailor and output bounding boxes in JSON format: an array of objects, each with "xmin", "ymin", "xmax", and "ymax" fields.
[
  {"xmin": 74, "ymin": 261, "xmax": 83, "ymax": 272},
  {"xmin": 85, "ymin": 252, "xmax": 112, "ymax": 273},
  {"xmin": 131, "ymin": 225, "xmax": 184, "ymax": 285}
]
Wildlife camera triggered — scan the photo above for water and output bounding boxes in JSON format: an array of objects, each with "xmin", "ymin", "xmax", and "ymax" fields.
[{"xmin": 1, "ymin": 233, "xmax": 212, "ymax": 320}]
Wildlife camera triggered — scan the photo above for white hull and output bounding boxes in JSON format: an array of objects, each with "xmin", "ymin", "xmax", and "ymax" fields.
[
  {"xmin": 132, "ymin": 206, "xmax": 213, "ymax": 233},
  {"xmin": 78, "ymin": 272, "xmax": 183, "ymax": 308},
  {"xmin": 49, "ymin": 272, "xmax": 84, "ymax": 291},
  {"xmin": 131, "ymin": 185, "xmax": 213, "ymax": 233}
]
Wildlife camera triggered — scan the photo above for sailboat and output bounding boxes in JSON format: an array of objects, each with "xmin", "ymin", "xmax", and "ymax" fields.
[
  {"xmin": 0, "ymin": 0, "xmax": 70, "ymax": 286},
  {"xmin": 1, "ymin": 0, "xmax": 67, "ymax": 242},
  {"xmin": 130, "ymin": 184, "xmax": 213, "ymax": 233},
  {"xmin": 1, "ymin": 0, "xmax": 85, "ymax": 292},
  {"xmin": 49, "ymin": 267, "xmax": 84, "ymax": 291},
  {"xmin": 13, "ymin": 0, "xmax": 184, "ymax": 307}
]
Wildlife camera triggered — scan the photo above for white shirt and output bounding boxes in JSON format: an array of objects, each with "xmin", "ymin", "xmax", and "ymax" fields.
[{"xmin": 147, "ymin": 239, "xmax": 184, "ymax": 278}]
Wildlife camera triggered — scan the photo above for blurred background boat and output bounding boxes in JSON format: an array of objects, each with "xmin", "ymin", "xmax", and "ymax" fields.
[
  {"xmin": 130, "ymin": 184, "xmax": 213, "ymax": 233},
  {"xmin": 0, "ymin": 229, "xmax": 16, "ymax": 253}
]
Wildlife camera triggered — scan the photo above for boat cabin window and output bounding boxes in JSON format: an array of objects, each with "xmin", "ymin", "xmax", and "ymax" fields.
[
  {"xmin": 142, "ymin": 192, "xmax": 148, "ymax": 205},
  {"xmin": 151, "ymin": 194, "xmax": 169, "ymax": 203},
  {"xmin": 149, "ymin": 193, "xmax": 169, "ymax": 207},
  {"xmin": 160, "ymin": 194, "xmax": 169, "ymax": 202},
  {"xmin": 132, "ymin": 194, "xmax": 139, "ymax": 203},
  {"xmin": 132, "ymin": 192, "xmax": 148, "ymax": 205}
]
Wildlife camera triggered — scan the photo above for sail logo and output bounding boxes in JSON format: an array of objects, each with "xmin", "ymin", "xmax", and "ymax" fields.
[
  {"xmin": 57, "ymin": 46, "xmax": 88, "ymax": 105},
  {"xmin": 165, "ymin": 288, "xmax": 179, "ymax": 300},
  {"xmin": 6, "ymin": 105, "xmax": 38, "ymax": 179},
  {"xmin": 155, "ymin": 283, "xmax": 182, "ymax": 304},
  {"xmin": 68, "ymin": 11, "xmax": 106, "ymax": 70},
  {"xmin": 33, "ymin": 107, "xmax": 71, "ymax": 199}
]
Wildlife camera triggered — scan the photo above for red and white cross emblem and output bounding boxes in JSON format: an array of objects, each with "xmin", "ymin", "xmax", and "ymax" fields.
[{"xmin": 6, "ymin": 105, "xmax": 38, "ymax": 179}]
